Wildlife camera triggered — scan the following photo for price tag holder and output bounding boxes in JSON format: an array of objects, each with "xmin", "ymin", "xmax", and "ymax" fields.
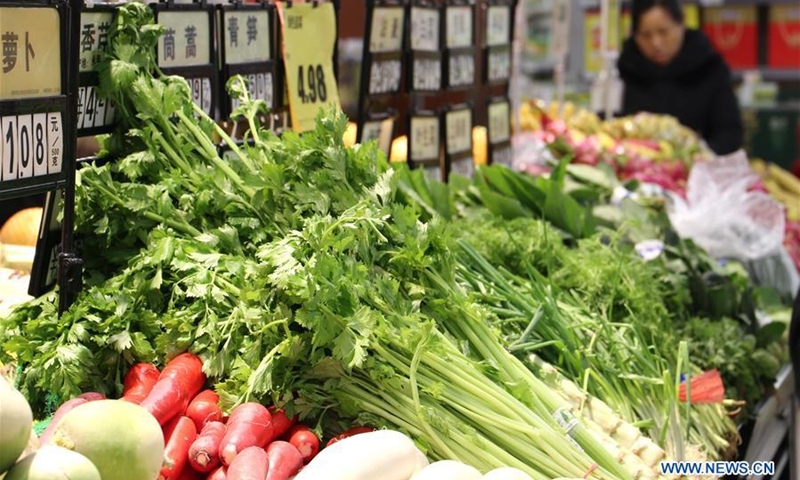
[
  {"xmin": 407, "ymin": 3, "xmax": 442, "ymax": 93},
  {"xmin": 219, "ymin": 3, "xmax": 278, "ymax": 119},
  {"xmin": 152, "ymin": 3, "xmax": 218, "ymax": 118},
  {"xmin": 408, "ymin": 111, "xmax": 442, "ymax": 181},
  {"xmin": 364, "ymin": 4, "xmax": 405, "ymax": 97},
  {"xmin": 277, "ymin": 1, "xmax": 341, "ymax": 134},
  {"xmin": 487, "ymin": 97, "xmax": 512, "ymax": 167},
  {"xmin": 443, "ymin": 105, "xmax": 473, "ymax": 179},
  {"xmin": 360, "ymin": 110, "xmax": 395, "ymax": 157},
  {"xmin": 443, "ymin": 1, "xmax": 475, "ymax": 90},
  {"xmin": 77, "ymin": 6, "xmax": 117, "ymax": 137},
  {"xmin": 482, "ymin": 0, "xmax": 514, "ymax": 86},
  {"xmin": 29, "ymin": 190, "xmax": 62, "ymax": 296},
  {"xmin": 0, "ymin": 4, "xmax": 70, "ymax": 202}
]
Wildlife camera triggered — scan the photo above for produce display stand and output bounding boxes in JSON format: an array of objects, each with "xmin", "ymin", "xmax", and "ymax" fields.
[{"xmin": 0, "ymin": 0, "xmax": 83, "ymax": 313}]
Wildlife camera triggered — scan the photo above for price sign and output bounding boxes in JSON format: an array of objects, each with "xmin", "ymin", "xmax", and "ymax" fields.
[
  {"xmin": 154, "ymin": 6, "xmax": 217, "ymax": 117},
  {"xmin": 411, "ymin": 56, "xmax": 441, "ymax": 91},
  {"xmin": 1, "ymin": 110, "xmax": 64, "ymax": 184},
  {"xmin": 368, "ymin": 59, "xmax": 402, "ymax": 95},
  {"xmin": 446, "ymin": 5, "xmax": 472, "ymax": 48},
  {"xmin": 370, "ymin": 7, "xmax": 405, "ymax": 53},
  {"xmin": 446, "ymin": 51, "xmax": 474, "ymax": 88},
  {"xmin": 409, "ymin": 115, "xmax": 439, "ymax": 163},
  {"xmin": 410, "ymin": 6, "xmax": 440, "ymax": 52},
  {"xmin": 487, "ymin": 100, "xmax": 510, "ymax": 144},
  {"xmin": 424, "ymin": 163, "xmax": 442, "ymax": 182},
  {"xmin": 220, "ymin": 5, "xmax": 277, "ymax": 116},
  {"xmin": 0, "ymin": 8, "xmax": 61, "ymax": 100},
  {"xmin": 485, "ymin": 5, "xmax": 511, "ymax": 47},
  {"xmin": 78, "ymin": 9, "xmax": 117, "ymax": 136},
  {"xmin": 361, "ymin": 117, "xmax": 394, "ymax": 155},
  {"xmin": 278, "ymin": 1, "xmax": 341, "ymax": 133},
  {"xmin": 445, "ymin": 108, "xmax": 471, "ymax": 155},
  {"xmin": 486, "ymin": 45, "xmax": 511, "ymax": 83}
]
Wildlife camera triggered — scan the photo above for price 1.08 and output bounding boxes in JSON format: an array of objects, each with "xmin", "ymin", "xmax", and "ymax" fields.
[
  {"xmin": 296, "ymin": 64, "xmax": 328, "ymax": 104},
  {"xmin": 1, "ymin": 112, "xmax": 63, "ymax": 183}
]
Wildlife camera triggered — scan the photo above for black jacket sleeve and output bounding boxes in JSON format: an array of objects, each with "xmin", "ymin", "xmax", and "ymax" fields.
[{"xmin": 704, "ymin": 64, "xmax": 744, "ymax": 156}]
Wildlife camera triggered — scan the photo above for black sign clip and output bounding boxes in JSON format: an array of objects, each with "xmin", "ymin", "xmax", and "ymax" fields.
[{"xmin": 57, "ymin": 252, "xmax": 83, "ymax": 315}]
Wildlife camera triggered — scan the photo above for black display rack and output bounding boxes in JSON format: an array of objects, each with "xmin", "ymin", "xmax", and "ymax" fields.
[{"xmin": 481, "ymin": 0, "xmax": 515, "ymax": 169}]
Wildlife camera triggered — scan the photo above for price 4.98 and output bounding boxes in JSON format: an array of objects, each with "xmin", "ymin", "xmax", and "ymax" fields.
[{"xmin": 296, "ymin": 64, "xmax": 328, "ymax": 104}]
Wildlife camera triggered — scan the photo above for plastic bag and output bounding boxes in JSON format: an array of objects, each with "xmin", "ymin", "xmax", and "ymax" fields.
[{"xmin": 668, "ymin": 151, "xmax": 785, "ymax": 260}]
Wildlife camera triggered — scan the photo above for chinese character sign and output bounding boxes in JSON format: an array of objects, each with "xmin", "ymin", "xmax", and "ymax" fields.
[
  {"xmin": 224, "ymin": 10, "xmax": 270, "ymax": 65},
  {"xmin": 157, "ymin": 12, "xmax": 211, "ymax": 68},
  {"xmin": 79, "ymin": 12, "xmax": 113, "ymax": 73},
  {"xmin": 0, "ymin": 8, "xmax": 61, "ymax": 100}
]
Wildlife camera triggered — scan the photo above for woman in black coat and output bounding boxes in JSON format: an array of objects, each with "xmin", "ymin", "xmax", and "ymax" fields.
[{"xmin": 618, "ymin": 0, "xmax": 744, "ymax": 156}]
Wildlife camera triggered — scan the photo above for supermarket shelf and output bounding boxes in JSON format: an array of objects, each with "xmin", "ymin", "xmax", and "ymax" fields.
[{"xmin": 732, "ymin": 69, "xmax": 800, "ymax": 84}]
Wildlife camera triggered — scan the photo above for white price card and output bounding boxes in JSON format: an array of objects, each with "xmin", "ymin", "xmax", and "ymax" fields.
[
  {"xmin": 445, "ymin": 108, "xmax": 471, "ymax": 155},
  {"xmin": 370, "ymin": 7, "xmax": 405, "ymax": 53},
  {"xmin": 369, "ymin": 59, "xmax": 402, "ymax": 95},
  {"xmin": 487, "ymin": 46, "xmax": 511, "ymax": 82},
  {"xmin": 448, "ymin": 52, "xmax": 474, "ymax": 87},
  {"xmin": 410, "ymin": 7, "xmax": 440, "ymax": 52},
  {"xmin": 413, "ymin": 57, "xmax": 441, "ymax": 91},
  {"xmin": 446, "ymin": 6, "xmax": 472, "ymax": 48},
  {"xmin": 485, "ymin": 5, "xmax": 511, "ymax": 46},
  {"xmin": 410, "ymin": 116, "xmax": 440, "ymax": 162},
  {"xmin": 450, "ymin": 157, "xmax": 474, "ymax": 178},
  {"xmin": 424, "ymin": 163, "xmax": 442, "ymax": 182},
  {"xmin": 488, "ymin": 101, "xmax": 510, "ymax": 144},
  {"xmin": 0, "ymin": 7, "xmax": 62, "ymax": 100},
  {"xmin": 224, "ymin": 11, "xmax": 271, "ymax": 65},
  {"xmin": 232, "ymin": 72, "xmax": 274, "ymax": 110},
  {"xmin": 79, "ymin": 12, "xmax": 114, "ymax": 73},
  {"xmin": 157, "ymin": 12, "xmax": 211, "ymax": 68},
  {"xmin": 187, "ymin": 77, "xmax": 213, "ymax": 115},
  {"xmin": 361, "ymin": 117, "xmax": 394, "ymax": 155},
  {"xmin": 492, "ymin": 144, "xmax": 513, "ymax": 167},
  {"xmin": 0, "ymin": 112, "xmax": 62, "ymax": 183},
  {"xmin": 77, "ymin": 86, "xmax": 117, "ymax": 131}
]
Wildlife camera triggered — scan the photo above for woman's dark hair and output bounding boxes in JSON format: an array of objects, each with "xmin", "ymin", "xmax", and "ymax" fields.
[{"xmin": 631, "ymin": 0, "xmax": 684, "ymax": 33}]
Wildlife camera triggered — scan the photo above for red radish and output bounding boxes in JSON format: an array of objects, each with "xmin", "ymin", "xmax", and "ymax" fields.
[
  {"xmin": 186, "ymin": 390, "xmax": 222, "ymax": 431},
  {"xmin": 162, "ymin": 416, "xmax": 182, "ymax": 444},
  {"xmin": 121, "ymin": 363, "xmax": 160, "ymax": 404},
  {"xmin": 78, "ymin": 392, "xmax": 106, "ymax": 401},
  {"xmin": 325, "ymin": 426, "xmax": 376, "ymax": 447},
  {"xmin": 38, "ymin": 398, "xmax": 88, "ymax": 444},
  {"xmin": 266, "ymin": 407, "xmax": 297, "ymax": 443},
  {"xmin": 226, "ymin": 446, "xmax": 269, "ymax": 480},
  {"xmin": 286, "ymin": 425, "xmax": 319, "ymax": 463},
  {"xmin": 220, "ymin": 403, "xmax": 273, "ymax": 466},
  {"xmin": 189, "ymin": 421, "xmax": 226, "ymax": 473},
  {"xmin": 208, "ymin": 466, "xmax": 227, "ymax": 480},
  {"xmin": 176, "ymin": 467, "xmax": 202, "ymax": 480},
  {"xmin": 141, "ymin": 353, "xmax": 206, "ymax": 425},
  {"xmin": 264, "ymin": 441, "xmax": 304, "ymax": 480},
  {"xmin": 159, "ymin": 416, "xmax": 197, "ymax": 480}
]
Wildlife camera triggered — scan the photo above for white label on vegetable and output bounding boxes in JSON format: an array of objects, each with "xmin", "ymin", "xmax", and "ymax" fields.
[
  {"xmin": 410, "ymin": 7, "xmax": 440, "ymax": 52},
  {"xmin": 32, "ymin": 113, "xmax": 48, "ymax": 177},
  {"xmin": 413, "ymin": 57, "xmax": 441, "ymax": 91},
  {"xmin": 157, "ymin": 11, "xmax": 212, "ymax": 68},
  {"xmin": 369, "ymin": 59, "xmax": 402, "ymax": 95},
  {"xmin": 2, "ymin": 116, "xmax": 18, "ymax": 181},
  {"xmin": 492, "ymin": 144, "xmax": 513, "ymax": 167},
  {"xmin": 16, "ymin": 115, "xmax": 33, "ymax": 179},
  {"xmin": 370, "ymin": 7, "xmax": 405, "ymax": 53},
  {"xmin": 635, "ymin": 240, "xmax": 665, "ymax": 262},
  {"xmin": 450, "ymin": 157, "xmax": 474, "ymax": 178},
  {"xmin": 486, "ymin": 5, "xmax": 511, "ymax": 46},
  {"xmin": 47, "ymin": 112, "xmax": 63, "ymax": 174},
  {"xmin": 224, "ymin": 11, "xmax": 271, "ymax": 65},
  {"xmin": 446, "ymin": 6, "xmax": 472, "ymax": 48},
  {"xmin": 79, "ymin": 12, "xmax": 114, "ymax": 73},
  {"xmin": 445, "ymin": 108, "xmax": 471, "ymax": 155},
  {"xmin": 488, "ymin": 100, "xmax": 510, "ymax": 144},
  {"xmin": 424, "ymin": 163, "xmax": 442, "ymax": 181},
  {"xmin": 231, "ymin": 72, "xmax": 274, "ymax": 111},
  {"xmin": 487, "ymin": 46, "xmax": 511, "ymax": 82},
  {"xmin": 410, "ymin": 116, "xmax": 439, "ymax": 162},
  {"xmin": 361, "ymin": 117, "xmax": 394, "ymax": 155},
  {"xmin": 448, "ymin": 53, "xmax": 474, "ymax": 87}
]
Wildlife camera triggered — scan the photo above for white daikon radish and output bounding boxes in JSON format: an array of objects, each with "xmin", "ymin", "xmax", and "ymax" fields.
[
  {"xmin": 411, "ymin": 448, "xmax": 429, "ymax": 475},
  {"xmin": 411, "ymin": 460, "xmax": 483, "ymax": 480},
  {"xmin": 483, "ymin": 467, "xmax": 536, "ymax": 480},
  {"xmin": 293, "ymin": 430, "xmax": 420, "ymax": 480}
]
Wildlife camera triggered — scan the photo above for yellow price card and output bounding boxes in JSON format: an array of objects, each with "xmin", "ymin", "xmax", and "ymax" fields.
[
  {"xmin": 277, "ymin": 1, "xmax": 340, "ymax": 133},
  {"xmin": 0, "ymin": 7, "xmax": 61, "ymax": 100}
]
